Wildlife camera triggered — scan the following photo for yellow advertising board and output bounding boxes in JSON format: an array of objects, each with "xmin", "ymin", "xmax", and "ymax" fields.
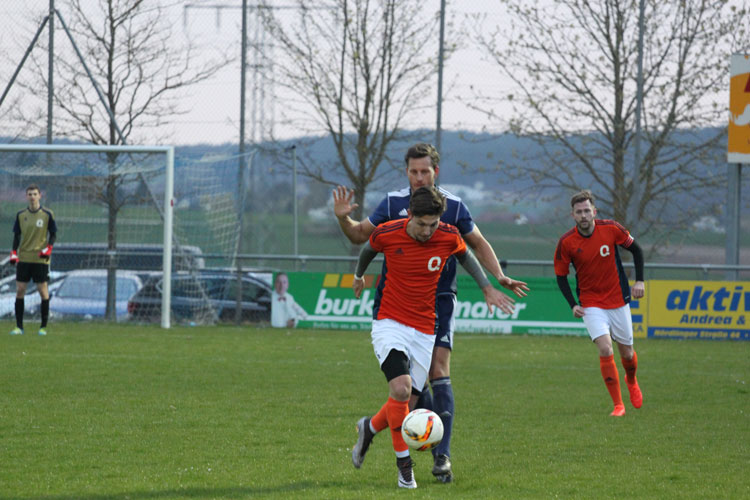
[
  {"xmin": 728, "ymin": 54, "xmax": 750, "ymax": 163},
  {"xmin": 645, "ymin": 280, "xmax": 750, "ymax": 340}
]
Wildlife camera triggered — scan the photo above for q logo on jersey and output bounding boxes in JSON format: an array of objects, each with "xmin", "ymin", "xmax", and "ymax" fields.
[
  {"xmin": 600, "ymin": 245, "xmax": 611, "ymax": 257},
  {"xmin": 36, "ymin": 219, "xmax": 44, "ymax": 228},
  {"xmin": 428, "ymin": 256, "xmax": 442, "ymax": 271}
]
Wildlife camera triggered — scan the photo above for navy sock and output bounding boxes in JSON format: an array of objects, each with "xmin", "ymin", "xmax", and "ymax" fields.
[
  {"xmin": 15, "ymin": 298, "xmax": 24, "ymax": 329},
  {"xmin": 431, "ymin": 377, "xmax": 454, "ymax": 457},
  {"xmin": 415, "ymin": 383, "xmax": 433, "ymax": 411}
]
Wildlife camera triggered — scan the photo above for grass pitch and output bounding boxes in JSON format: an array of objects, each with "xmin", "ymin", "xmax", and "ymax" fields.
[{"xmin": 0, "ymin": 322, "xmax": 747, "ymax": 499}]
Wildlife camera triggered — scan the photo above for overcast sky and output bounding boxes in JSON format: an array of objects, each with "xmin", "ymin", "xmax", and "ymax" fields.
[{"xmin": 0, "ymin": 0, "xmax": 516, "ymax": 146}]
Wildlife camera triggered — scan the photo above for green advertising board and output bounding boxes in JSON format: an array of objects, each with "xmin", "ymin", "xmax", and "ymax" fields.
[{"xmin": 277, "ymin": 272, "xmax": 587, "ymax": 336}]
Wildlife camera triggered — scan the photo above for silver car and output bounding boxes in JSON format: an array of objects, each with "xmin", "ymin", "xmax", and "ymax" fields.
[
  {"xmin": 0, "ymin": 271, "xmax": 66, "ymax": 319},
  {"xmin": 47, "ymin": 270, "xmax": 143, "ymax": 321}
]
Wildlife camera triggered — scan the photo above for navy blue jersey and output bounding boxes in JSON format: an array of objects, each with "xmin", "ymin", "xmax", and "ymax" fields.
[{"xmin": 368, "ymin": 186, "xmax": 475, "ymax": 295}]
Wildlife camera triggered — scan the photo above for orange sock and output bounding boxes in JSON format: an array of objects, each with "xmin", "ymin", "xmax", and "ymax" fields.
[
  {"xmin": 621, "ymin": 350, "xmax": 638, "ymax": 384},
  {"xmin": 600, "ymin": 355, "xmax": 623, "ymax": 407},
  {"xmin": 385, "ymin": 397, "xmax": 409, "ymax": 453},
  {"xmin": 371, "ymin": 402, "xmax": 389, "ymax": 433}
]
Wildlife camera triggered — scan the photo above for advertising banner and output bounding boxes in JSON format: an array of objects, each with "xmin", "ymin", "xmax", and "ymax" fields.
[
  {"xmin": 272, "ymin": 273, "xmax": 748, "ymax": 341},
  {"xmin": 273, "ymin": 272, "xmax": 588, "ymax": 336},
  {"xmin": 646, "ymin": 280, "xmax": 750, "ymax": 340}
]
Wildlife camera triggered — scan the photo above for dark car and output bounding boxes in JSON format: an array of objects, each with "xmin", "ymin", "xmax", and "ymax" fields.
[
  {"xmin": 46, "ymin": 243, "xmax": 205, "ymax": 272},
  {"xmin": 127, "ymin": 271, "xmax": 272, "ymax": 323}
]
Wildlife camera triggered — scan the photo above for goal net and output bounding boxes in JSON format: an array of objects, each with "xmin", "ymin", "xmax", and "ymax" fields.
[{"xmin": 0, "ymin": 144, "xmax": 251, "ymax": 328}]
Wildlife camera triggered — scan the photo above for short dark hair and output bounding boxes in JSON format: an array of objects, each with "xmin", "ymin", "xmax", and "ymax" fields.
[
  {"xmin": 404, "ymin": 143, "xmax": 440, "ymax": 168},
  {"xmin": 409, "ymin": 186, "xmax": 446, "ymax": 217},
  {"xmin": 570, "ymin": 190, "xmax": 594, "ymax": 208},
  {"xmin": 26, "ymin": 184, "xmax": 40, "ymax": 193},
  {"xmin": 274, "ymin": 272, "xmax": 288, "ymax": 283}
]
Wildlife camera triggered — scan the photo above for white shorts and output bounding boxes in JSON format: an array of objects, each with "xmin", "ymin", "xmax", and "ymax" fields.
[
  {"xmin": 582, "ymin": 304, "xmax": 634, "ymax": 345},
  {"xmin": 371, "ymin": 318, "xmax": 435, "ymax": 391}
]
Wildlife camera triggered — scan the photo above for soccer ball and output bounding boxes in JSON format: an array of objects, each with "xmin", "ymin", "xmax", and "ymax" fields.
[{"xmin": 401, "ymin": 409, "xmax": 444, "ymax": 451}]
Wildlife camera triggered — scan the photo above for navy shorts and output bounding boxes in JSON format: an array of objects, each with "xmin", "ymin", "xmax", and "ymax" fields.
[
  {"xmin": 434, "ymin": 293, "xmax": 457, "ymax": 350},
  {"xmin": 16, "ymin": 262, "xmax": 49, "ymax": 284}
]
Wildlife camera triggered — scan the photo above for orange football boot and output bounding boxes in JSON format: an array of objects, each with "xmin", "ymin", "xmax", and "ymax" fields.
[
  {"xmin": 627, "ymin": 379, "xmax": 643, "ymax": 409},
  {"xmin": 610, "ymin": 405, "xmax": 626, "ymax": 417}
]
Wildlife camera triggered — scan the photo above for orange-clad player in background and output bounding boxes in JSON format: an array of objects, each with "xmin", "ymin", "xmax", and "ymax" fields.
[
  {"xmin": 554, "ymin": 190, "xmax": 645, "ymax": 417},
  {"xmin": 350, "ymin": 186, "xmax": 516, "ymax": 489}
]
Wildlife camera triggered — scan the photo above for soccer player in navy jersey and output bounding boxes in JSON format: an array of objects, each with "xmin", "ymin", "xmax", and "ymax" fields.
[
  {"xmin": 9, "ymin": 184, "xmax": 57, "ymax": 336},
  {"xmin": 349, "ymin": 186, "xmax": 513, "ymax": 488},
  {"xmin": 334, "ymin": 143, "xmax": 529, "ymax": 482},
  {"xmin": 554, "ymin": 190, "xmax": 644, "ymax": 417}
]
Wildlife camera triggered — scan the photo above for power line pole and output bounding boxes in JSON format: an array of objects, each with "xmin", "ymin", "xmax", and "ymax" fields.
[
  {"xmin": 631, "ymin": 0, "xmax": 646, "ymax": 236},
  {"xmin": 47, "ymin": 0, "xmax": 55, "ymax": 144},
  {"xmin": 435, "ymin": 0, "xmax": 446, "ymax": 154},
  {"xmin": 235, "ymin": 0, "xmax": 249, "ymax": 324}
]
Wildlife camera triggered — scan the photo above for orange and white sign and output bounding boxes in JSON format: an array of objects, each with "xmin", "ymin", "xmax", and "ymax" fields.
[{"xmin": 729, "ymin": 54, "xmax": 750, "ymax": 163}]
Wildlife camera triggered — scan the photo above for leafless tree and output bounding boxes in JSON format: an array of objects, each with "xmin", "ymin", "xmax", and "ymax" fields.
[
  {"xmin": 9, "ymin": 0, "xmax": 229, "ymax": 319},
  {"xmin": 470, "ymin": 0, "xmax": 749, "ymax": 252},
  {"xmin": 16, "ymin": 0, "xmax": 227, "ymax": 145},
  {"xmin": 260, "ymin": 0, "xmax": 445, "ymax": 223}
]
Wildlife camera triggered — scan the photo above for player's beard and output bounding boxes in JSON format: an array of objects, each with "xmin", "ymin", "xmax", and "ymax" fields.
[{"xmin": 576, "ymin": 219, "xmax": 593, "ymax": 235}]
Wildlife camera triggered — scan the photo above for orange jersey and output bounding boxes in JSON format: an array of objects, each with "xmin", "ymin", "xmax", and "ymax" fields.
[
  {"xmin": 370, "ymin": 219, "xmax": 467, "ymax": 334},
  {"xmin": 554, "ymin": 219, "xmax": 635, "ymax": 309}
]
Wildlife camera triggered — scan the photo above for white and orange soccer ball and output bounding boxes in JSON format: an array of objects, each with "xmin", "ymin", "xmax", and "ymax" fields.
[{"xmin": 401, "ymin": 409, "xmax": 444, "ymax": 451}]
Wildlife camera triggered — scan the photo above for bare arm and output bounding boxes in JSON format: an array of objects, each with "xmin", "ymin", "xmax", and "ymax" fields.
[
  {"xmin": 456, "ymin": 248, "xmax": 515, "ymax": 315},
  {"xmin": 463, "ymin": 225, "xmax": 529, "ymax": 298},
  {"xmin": 332, "ymin": 186, "xmax": 376, "ymax": 244}
]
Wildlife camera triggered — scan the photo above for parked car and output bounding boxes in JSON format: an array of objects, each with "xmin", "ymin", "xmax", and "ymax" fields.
[
  {"xmin": 45, "ymin": 270, "xmax": 144, "ymax": 321},
  {"xmin": 128, "ymin": 270, "xmax": 272, "ymax": 323},
  {"xmin": 0, "ymin": 272, "xmax": 66, "ymax": 319},
  {"xmin": 0, "ymin": 244, "xmax": 204, "ymax": 281},
  {"xmin": 46, "ymin": 243, "xmax": 205, "ymax": 272}
]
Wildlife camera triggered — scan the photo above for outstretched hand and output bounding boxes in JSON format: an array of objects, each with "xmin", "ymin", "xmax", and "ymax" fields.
[
  {"xmin": 352, "ymin": 276, "xmax": 365, "ymax": 299},
  {"xmin": 481, "ymin": 285, "xmax": 515, "ymax": 315},
  {"xmin": 498, "ymin": 276, "xmax": 529, "ymax": 298},
  {"xmin": 333, "ymin": 186, "xmax": 359, "ymax": 220}
]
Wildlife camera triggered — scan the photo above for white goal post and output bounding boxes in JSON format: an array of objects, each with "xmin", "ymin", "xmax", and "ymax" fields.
[{"xmin": 0, "ymin": 143, "xmax": 175, "ymax": 328}]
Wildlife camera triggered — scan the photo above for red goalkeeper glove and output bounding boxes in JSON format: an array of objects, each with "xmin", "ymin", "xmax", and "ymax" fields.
[
  {"xmin": 39, "ymin": 245, "xmax": 53, "ymax": 259},
  {"xmin": 9, "ymin": 250, "xmax": 18, "ymax": 265}
]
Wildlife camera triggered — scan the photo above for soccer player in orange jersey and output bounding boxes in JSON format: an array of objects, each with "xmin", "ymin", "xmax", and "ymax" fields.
[
  {"xmin": 349, "ymin": 186, "xmax": 514, "ymax": 489},
  {"xmin": 335, "ymin": 144, "xmax": 528, "ymax": 483},
  {"xmin": 554, "ymin": 190, "xmax": 645, "ymax": 417}
]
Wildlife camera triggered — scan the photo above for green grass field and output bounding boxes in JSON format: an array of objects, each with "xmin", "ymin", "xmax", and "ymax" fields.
[{"xmin": 0, "ymin": 322, "xmax": 747, "ymax": 499}]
